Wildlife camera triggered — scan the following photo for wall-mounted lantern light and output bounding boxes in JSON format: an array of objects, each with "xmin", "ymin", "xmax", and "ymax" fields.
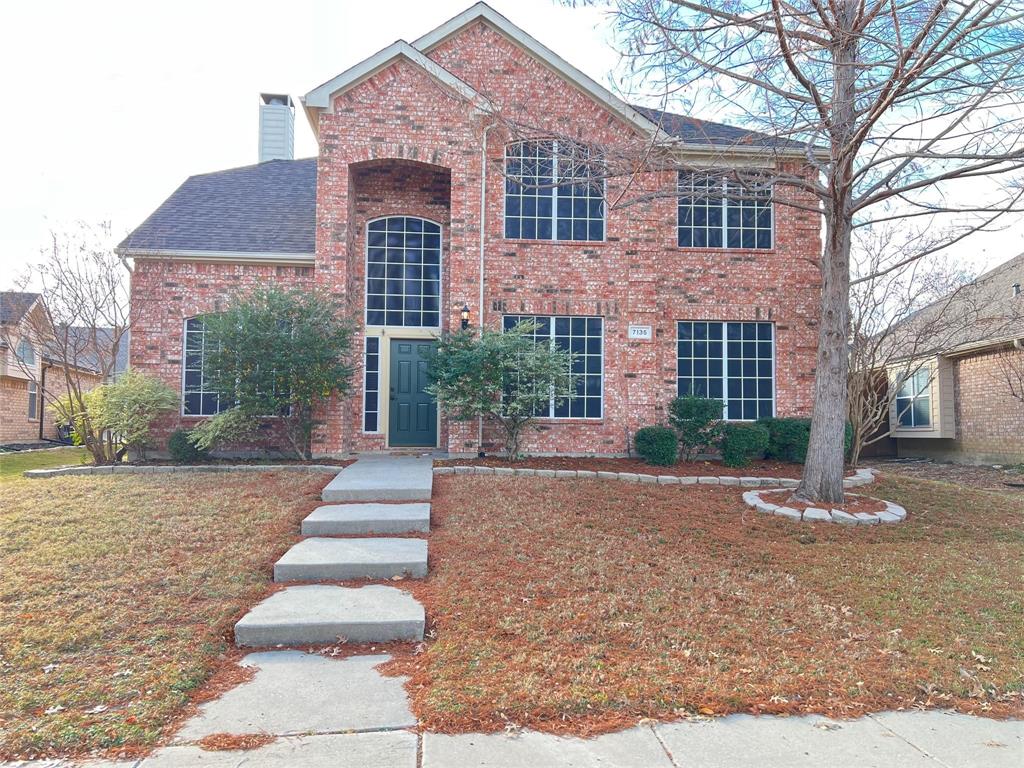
[{"xmin": 461, "ymin": 303, "xmax": 471, "ymax": 330}]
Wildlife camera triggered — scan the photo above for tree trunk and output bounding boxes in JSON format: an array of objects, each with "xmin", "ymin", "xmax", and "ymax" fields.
[{"xmin": 794, "ymin": 214, "xmax": 852, "ymax": 503}]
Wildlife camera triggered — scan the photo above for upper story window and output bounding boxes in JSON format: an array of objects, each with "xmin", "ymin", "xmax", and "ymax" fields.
[
  {"xmin": 366, "ymin": 216, "xmax": 441, "ymax": 328},
  {"xmin": 677, "ymin": 172, "xmax": 773, "ymax": 250},
  {"xmin": 504, "ymin": 140, "xmax": 605, "ymax": 242},
  {"xmin": 895, "ymin": 367, "xmax": 931, "ymax": 428},
  {"xmin": 16, "ymin": 338, "xmax": 35, "ymax": 366},
  {"xmin": 183, "ymin": 317, "xmax": 226, "ymax": 416}
]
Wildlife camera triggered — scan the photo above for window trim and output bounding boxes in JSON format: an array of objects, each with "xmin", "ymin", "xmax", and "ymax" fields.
[
  {"xmin": 502, "ymin": 140, "xmax": 607, "ymax": 244},
  {"xmin": 362, "ymin": 336, "xmax": 382, "ymax": 434},
  {"xmin": 364, "ymin": 215, "xmax": 444, "ymax": 330},
  {"xmin": 27, "ymin": 380, "xmax": 38, "ymax": 421},
  {"xmin": 502, "ymin": 314, "xmax": 605, "ymax": 420},
  {"xmin": 180, "ymin": 316, "xmax": 226, "ymax": 418},
  {"xmin": 676, "ymin": 171, "xmax": 774, "ymax": 251},
  {"xmin": 16, "ymin": 337, "xmax": 35, "ymax": 367},
  {"xmin": 676, "ymin": 320, "xmax": 777, "ymax": 421},
  {"xmin": 894, "ymin": 366, "xmax": 932, "ymax": 429}
]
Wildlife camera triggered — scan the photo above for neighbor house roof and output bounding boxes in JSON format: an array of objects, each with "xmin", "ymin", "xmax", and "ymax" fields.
[
  {"xmin": 886, "ymin": 252, "xmax": 1024, "ymax": 361},
  {"xmin": 0, "ymin": 291, "xmax": 41, "ymax": 326},
  {"xmin": 116, "ymin": 158, "xmax": 316, "ymax": 261}
]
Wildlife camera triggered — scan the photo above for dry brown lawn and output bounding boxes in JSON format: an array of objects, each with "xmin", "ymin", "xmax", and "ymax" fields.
[
  {"xmin": 390, "ymin": 473, "xmax": 1024, "ymax": 735},
  {"xmin": 0, "ymin": 469, "xmax": 323, "ymax": 761}
]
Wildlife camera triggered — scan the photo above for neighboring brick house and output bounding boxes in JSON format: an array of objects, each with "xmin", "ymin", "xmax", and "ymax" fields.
[
  {"xmin": 884, "ymin": 253, "xmax": 1024, "ymax": 464},
  {"xmin": 118, "ymin": 2, "xmax": 822, "ymax": 457},
  {"xmin": 0, "ymin": 292, "xmax": 122, "ymax": 445}
]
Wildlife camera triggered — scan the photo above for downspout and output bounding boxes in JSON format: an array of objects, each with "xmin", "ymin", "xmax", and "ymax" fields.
[{"xmin": 477, "ymin": 120, "xmax": 497, "ymax": 457}]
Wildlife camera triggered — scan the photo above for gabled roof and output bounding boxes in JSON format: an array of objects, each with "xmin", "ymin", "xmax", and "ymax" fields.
[
  {"xmin": 410, "ymin": 2, "xmax": 660, "ymax": 138},
  {"xmin": 0, "ymin": 292, "xmax": 41, "ymax": 326},
  {"xmin": 116, "ymin": 159, "xmax": 316, "ymax": 261},
  {"xmin": 303, "ymin": 40, "xmax": 489, "ymax": 125},
  {"xmin": 885, "ymin": 252, "xmax": 1024, "ymax": 360}
]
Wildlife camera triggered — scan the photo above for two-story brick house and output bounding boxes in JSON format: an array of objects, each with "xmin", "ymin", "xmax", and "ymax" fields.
[{"xmin": 118, "ymin": 2, "xmax": 822, "ymax": 457}]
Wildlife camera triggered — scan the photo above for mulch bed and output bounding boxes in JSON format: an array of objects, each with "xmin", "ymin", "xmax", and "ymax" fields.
[
  {"xmin": 437, "ymin": 456, "xmax": 807, "ymax": 477},
  {"xmin": 758, "ymin": 490, "xmax": 888, "ymax": 515},
  {"xmin": 879, "ymin": 459, "xmax": 1024, "ymax": 495}
]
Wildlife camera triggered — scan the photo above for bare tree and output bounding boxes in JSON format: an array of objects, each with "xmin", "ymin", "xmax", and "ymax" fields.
[
  {"xmin": 1, "ymin": 223, "xmax": 132, "ymax": 464},
  {"xmin": 848, "ymin": 225, "xmax": 974, "ymax": 465},
  {"xmin": 581, "ymin": 0, "xmax": 1024, "ymax": 502},
  {"xmin": 993, "ymin": 345, "xmax": 1024, "ymax": 403}
]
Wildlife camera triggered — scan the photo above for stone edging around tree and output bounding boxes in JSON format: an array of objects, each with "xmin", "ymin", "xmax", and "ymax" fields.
[
  {"xmin": 433, "ymin": 464, "xmax": 878, "ymax": 490},
  {"xmin": 23, "ymin": 464, "xmax": 344, "ymax": 479},
  {"xmin": 741, "ymin": 487, "xmax": 906, "ymax": 526}
]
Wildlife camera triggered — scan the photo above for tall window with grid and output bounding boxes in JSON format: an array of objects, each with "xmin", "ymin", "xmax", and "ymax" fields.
[
  {"xmin": 503, "ymin": 315, "xmax": 604, "ymax": 419},
  {"xmin": 363, "ymin": 336, "xmax": 381, "ymax": 432},
  {"xmin": 504, "ymin": 141, "xmax": 604, "ymax": 242},
  {"xmin": 182, "ymin": 317, "xmax": 226, "ymax": 416},
  {"xmin": 366, "ymin": 216, "xmax": 441, "ymax": 328},
  {"xmin": 677, "ymin": 321, "xmax": 774, "ymax": 420},
  {"xmin": 678, "ymin": 172, "xmax": 773, "ymax": 250}
]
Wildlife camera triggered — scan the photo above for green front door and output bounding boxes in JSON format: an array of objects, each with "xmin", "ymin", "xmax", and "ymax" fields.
[{"xmin": 389, "ymin": 339, "xmax": 437, "ymax": 447}]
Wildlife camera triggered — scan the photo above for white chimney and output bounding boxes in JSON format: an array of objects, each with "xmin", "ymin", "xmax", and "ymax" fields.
[{"xmin": 258, "ymin": 93, "xmax": 295, "ymax": 162}]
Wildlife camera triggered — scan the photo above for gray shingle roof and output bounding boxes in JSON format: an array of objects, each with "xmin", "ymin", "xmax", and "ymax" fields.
[
  {"xmin": 0, "ymin": 292, "xmax": 41, "ymax": 326},
  {"xmin": 117, "ymin": 159, "xmax": 317, "ymax": 255},
  {"xmin": 631, "ymin": 105, "xmax": 810, "ymax": 151}
]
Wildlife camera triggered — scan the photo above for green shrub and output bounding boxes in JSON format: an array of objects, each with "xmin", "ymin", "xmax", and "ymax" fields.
[
  {"xmin": 188, "ymin": 408, "xmax": 260, "ymax": 453},
  {"xmin": 668, "ymin": 396, "xmax": 724, "ymax": 460},
  {"xmin": 758, "ymin": 417, "xmax": 853, "ymax": 463},
  {"xmin": 721, "ymin": 422, "xmax": 770, "ymax": 468},
  {"xmin": 167, "ymin": 429, "xmax": 209, "ymax": 464},
  {"xmin": 634, "ymin": 426, "xmax": 678, "ymax": 466}
]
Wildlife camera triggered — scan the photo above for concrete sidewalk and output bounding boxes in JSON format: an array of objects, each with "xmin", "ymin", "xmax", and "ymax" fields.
[{"xmin": 11, "ymin": 709, "xmax": 1021, "ymax": 767}]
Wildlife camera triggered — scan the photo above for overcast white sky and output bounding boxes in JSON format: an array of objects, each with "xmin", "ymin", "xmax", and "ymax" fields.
[{"xmin": 1, "ymin": 0, "xmax": 1021, "ymax": 288}]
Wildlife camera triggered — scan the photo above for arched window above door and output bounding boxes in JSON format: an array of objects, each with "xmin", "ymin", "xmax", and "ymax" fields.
[{"xmin": 365, "ymin": 216, "xmax": 442, "ymax": 328}]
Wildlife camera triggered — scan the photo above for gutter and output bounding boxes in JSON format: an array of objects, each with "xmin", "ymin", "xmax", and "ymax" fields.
[{"xmin": 477, "ymin": 120, "xmax": 497, "ymax": 456}]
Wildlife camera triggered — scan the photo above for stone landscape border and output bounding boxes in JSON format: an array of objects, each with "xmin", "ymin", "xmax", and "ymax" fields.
[
  {"xmin": 23, "ymin": 464, "xmax": 344, "ymax": 479},
  {"xmin": 741, "ymin": 487, "xmax": 906, "ymax": 525},
  {"xmin": 434, "ymin": 464, "xmax": 878, "ymax": 489}
]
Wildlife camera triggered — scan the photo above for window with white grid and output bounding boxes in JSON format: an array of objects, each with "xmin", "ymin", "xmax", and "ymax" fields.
[
  {"xmin": 503, "ymin": 314, "xmax": 604, "ymax": 419},
  {"xmin": 505, "ymin": 141, "xmax": 604, "ymax": 242},
  {"xmin": 677, "ymin": 321, "xmax": 774, "ymax": 420},
  {"xmin": 678, "ymin": 172, "xmax": 773, "ymax": 250},
  {"xmin": 363, "ymin": 336, "xmax": 381, "ymax": 432},
  {"xmin": 366, "ymin": 216, "xmax": 441, "ymax": 328},
  {"xmin": 183, "ymin": 317, "xmax": 227, "ymax": 416}
]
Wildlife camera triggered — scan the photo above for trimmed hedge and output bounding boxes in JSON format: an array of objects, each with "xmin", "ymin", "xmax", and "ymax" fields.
[
  {"xmin": 721, "ymin": 422, "xmax": 770, "ymax": 468},
  {"xmin": 757, "ymin": 417, "xmax": 852, "ymax": 464},
  {"xmin": 634, "ymin": 426, "xmax": 679, "ymax": 466},
  {"xmin": 167, "ymin": 428, "xmax": 210, "ymax": 464}
]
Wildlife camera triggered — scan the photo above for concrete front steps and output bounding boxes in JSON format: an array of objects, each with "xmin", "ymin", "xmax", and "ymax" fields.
[
  {"xmin": 321, "ymin": 454, "xmax": 433, "ymax": 502},
  {"xmin": 302, "ymin": 503, "xmax": 431, "ymax": 535},
  {"xmin": 233, "ymin": 455, "xmax": 433, "ymax": 648},
  {"xmin": 274, "ymin": 537, "xmax": 428, "ymax": 582},
  {"xmin": 235, "ymin": 585, "xmax": 425, "ymax": 646}
]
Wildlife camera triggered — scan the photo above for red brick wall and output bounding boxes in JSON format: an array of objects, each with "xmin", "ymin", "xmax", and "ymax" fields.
[{"xmin": 129, "ymin": 260, "xmax": 316, "ymax": 452}]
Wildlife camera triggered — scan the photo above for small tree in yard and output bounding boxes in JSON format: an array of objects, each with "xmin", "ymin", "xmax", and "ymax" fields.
[
  {"xmin": 427, "ymin": 321, "xmax": 578, "ymax": 461},
  {"xmin": 198, "ymin": 288, "xmax": 355, "ymax": 460},
  {"xmin": 52, "ymin": 370, "xmax": 177, "ymax": 460}
]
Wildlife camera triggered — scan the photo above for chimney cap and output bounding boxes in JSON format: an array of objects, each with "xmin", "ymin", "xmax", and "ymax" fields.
[{"xmin": 260, "ymin": 93, "xmax": 295, "ymax": 108}]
